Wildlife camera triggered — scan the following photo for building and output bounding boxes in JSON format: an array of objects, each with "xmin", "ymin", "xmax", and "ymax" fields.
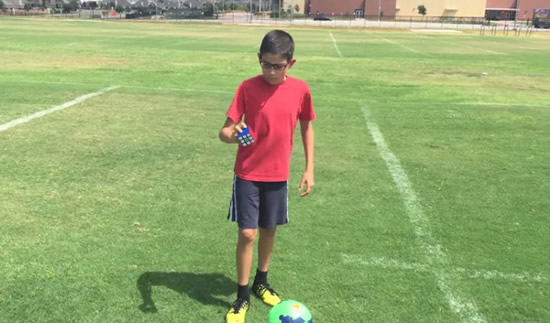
[
  {"xmin": 2, "ymin": 0, "xmax": 67, "ymax": 9},
  {"xmin": 281, "ymin": 0, "xmax": 304, "ymax": 13},
  {"xmin": 486, "ymin": 0, "xmax": 520, "ymax": 20},
  {"xmin": 396, "ymin": 0, "xmax": 485, "ymax": 17},
  {"xmin": 264, "ymin": 0, "xmax": 305, "ymax": 13},
  {"xmin": 307, "ymin": 0, "xmax": 396, "ymax": 18},
  {"xmin": 486, "ymin": 0, "xmax": 550, "ymax": 20},
  {"xmin": 519, "ymin": 0, "xmax": 550, "ymax": 20},
  {"xmin": 216, "ymin": 0, "xmax": 303, "ymax": 13},
  {"xmin": 306, "ymin": 0, "xmax": 550, "ymax": 19},
  {"xmin": 2, "ymin": 0, "xmax": 25, "ymax": 8}
]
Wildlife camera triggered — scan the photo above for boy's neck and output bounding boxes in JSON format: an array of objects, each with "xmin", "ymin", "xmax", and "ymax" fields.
[{"xmin": 263, "ymin": 75, "xmax": 287, "ymax": 86}]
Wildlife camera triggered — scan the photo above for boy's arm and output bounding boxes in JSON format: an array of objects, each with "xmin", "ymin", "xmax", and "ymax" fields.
[
  {"xmin": 299, "ymin": 120, "xmax": 315, "ymax": 197},
  {"xmin": 219, "ymin": 118, "xmax": 247, "ymax": 144}
]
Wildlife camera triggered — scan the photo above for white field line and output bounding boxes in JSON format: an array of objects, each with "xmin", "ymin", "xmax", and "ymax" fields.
[
  {"xmin": 342, "ymin": 254, "xmax": 548, "ymax": 283},
  {"xmin": 370, "ymin": 33, "xmax": 431, "ymax": 57},
  {"xmin": 461, "ymin": 45, "xmax": 505, "ymax": 56},
  {"xmin": 123, "ymin": 85, "xmax": 234, "ymax": 95},
  {"xmin": 422, "ymin": 36, "xmax": 507, "ymax": 56},
  {"xmin": 516, "ymin": 46, "xmax": 543, "ymax": 50},
  {"xmin": 0, "ymin": 86, "xmax": 119, "ymax": 133},
  {"xmin": 377, "ymin": 101, "xmax": 548, "ymax": 108},
  {"xmin": 456, "ymin": 102, "xmax": 549, "ymax": 108},
  {"xmin": 411, "ymin": 29, "xmax": 462, "ymax": 33},
  {"xmin": 0, "ymin": 80, "xmax": 234, "ymax": 95},
  {"xmin": 361, "ymin": 106, "xmax": 486, "ymax": 323},
  {"xmin": 315, "ymin": 97, "xmax": 549, "ymax": 109},
  {"xmin": 329, "ymin": 31, "xmax": 343, "ymax": 58},
  {"xmin": 363, "ymin": 101, "xmax": 549, "ymax": 109}
]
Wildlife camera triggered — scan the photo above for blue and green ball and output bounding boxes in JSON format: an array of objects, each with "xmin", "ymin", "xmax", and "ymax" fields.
[{"xmin": 268, "ymin": 300, "xmax": 313, "ymax": 323}]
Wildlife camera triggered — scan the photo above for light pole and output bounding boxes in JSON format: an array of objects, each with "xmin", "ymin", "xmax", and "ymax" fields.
[{"xmin": 378, "ymin": 0, "xmax": 381, "ymax": 21}]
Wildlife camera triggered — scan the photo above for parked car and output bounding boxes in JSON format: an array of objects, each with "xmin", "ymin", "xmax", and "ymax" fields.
[{"xmin": 314, "ymin": 15, "xmax": 331, "ymax": 21}]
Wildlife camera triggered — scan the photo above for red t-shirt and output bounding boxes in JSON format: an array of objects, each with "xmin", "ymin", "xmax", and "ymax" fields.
[{"xmin": 226, "ymin": 75, "xmax": 315, "ymax": 182}]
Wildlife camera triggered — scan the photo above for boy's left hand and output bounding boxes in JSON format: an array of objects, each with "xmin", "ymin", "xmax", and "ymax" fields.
[{"xmin": 299, "ymin": 171, "xmax": 314, "ymax": 197}]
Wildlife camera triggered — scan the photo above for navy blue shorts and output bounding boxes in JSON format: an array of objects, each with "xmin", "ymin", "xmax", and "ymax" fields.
[{"xmin": 227, "ymin": 176, "xmax": 289, "ymax": 229}]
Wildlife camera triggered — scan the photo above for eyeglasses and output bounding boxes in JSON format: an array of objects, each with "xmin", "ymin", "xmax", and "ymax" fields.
[{"xmin": 259, "ymin": 60, "xmax": 289, "ymax": 71}]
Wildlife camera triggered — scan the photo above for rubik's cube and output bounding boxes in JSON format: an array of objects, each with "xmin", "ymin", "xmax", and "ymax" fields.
[{"xmin": 237, "ymin": 127, "xmax": 255, "ymax": 147}]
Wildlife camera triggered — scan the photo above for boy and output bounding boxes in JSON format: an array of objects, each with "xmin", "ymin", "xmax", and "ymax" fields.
[{"xmin": 219, "ymin": 30, "xmax": 315, "ymax": 323}]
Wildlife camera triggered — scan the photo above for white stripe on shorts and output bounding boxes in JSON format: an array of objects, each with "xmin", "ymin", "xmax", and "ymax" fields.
[
  {"xmin": 230, "ymin": 175, "xmax": 237, "ymax": 222},
  {"xmin": 286, "ymin": 180, "xmax": 289, "ymax": 223}
]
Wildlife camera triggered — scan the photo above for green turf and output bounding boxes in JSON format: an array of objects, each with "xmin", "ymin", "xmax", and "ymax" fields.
[{"xmin": 0, "ymin": 17, "xmax": 549, "ymax": 322}]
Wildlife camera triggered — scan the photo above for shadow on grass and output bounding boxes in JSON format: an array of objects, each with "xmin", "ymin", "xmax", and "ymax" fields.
[{"xmin": 137, "ymin": 272, "xmax": 234, "ymax": 313}]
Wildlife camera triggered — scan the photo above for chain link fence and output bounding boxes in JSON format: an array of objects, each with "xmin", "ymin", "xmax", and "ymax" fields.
[{"xmin": 2, "ymin": 8, "xmax": 549, "ymax": 33}]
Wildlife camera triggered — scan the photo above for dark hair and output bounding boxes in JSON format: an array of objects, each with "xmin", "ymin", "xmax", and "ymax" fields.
[{"xmin": 259, "ymin": 30, "xmax": 294, "ymax": 61}]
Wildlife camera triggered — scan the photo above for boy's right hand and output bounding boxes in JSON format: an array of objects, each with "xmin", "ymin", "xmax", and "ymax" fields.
[
  {"xmin": 234, "ymin": 122, "xmax": 247, "ymax": 136},
  {"xmin": 220, "ymin": 118, "xmax": 247, "ymax": 144}
]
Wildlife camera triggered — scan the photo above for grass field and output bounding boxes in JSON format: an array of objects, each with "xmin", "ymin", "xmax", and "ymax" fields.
[{"xmin": 0, "ymin": 17, "xmax": 549, "ymax": 323}]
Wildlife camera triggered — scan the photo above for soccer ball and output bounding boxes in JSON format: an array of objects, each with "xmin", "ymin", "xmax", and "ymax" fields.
[{"xmin": 268, "ymin": 299, "xmax": 313, "ymax": 323}]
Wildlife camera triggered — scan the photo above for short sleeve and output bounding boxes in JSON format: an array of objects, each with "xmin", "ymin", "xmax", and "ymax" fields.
[
  {"xmin": 226, "ymin": 83, "xmax": 245, "ymax": 123},
  {"xmin": 299, "ymin": 89, "xmax": 315, "ymax": 121}
]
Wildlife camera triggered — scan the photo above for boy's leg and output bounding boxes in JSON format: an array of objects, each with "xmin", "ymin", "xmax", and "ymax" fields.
[
  {"xmin": 228, "ymin": 176, "xmax": 262, "ymax": 289},
  {"xmin": 257, "ymin": 180, "xmax": 288, "ymax": 273},
  {"xmin": 251, "ymin": 228, "xmax": 281, "ymax": 306},
  {"xmin": 237, "ymin": 228, "xmax": 257, "ymax": 286},
  {"xmin": 226, "ymin": 177, "xmax": 261, "ymax": 323},
  {"xmin": 226, "ymin": 229, "xmax": 256, "ymax": 323},
  {"xmin": 251, "ymin": 181, "xmax": 287, "ymax": 306},
  {"xmin": 257, "ymin": 227, "xmax": 276, "ymax": 272}
]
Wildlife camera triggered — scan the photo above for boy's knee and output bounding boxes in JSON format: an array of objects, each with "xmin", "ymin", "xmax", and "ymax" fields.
[{"xmin": 239, "ymin": 229, "xmax": 257, "ymax": 243}]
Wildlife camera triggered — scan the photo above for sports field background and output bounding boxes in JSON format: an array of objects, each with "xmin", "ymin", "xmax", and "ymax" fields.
[{"xmin": 0, "ymin": 18, "xmax": 549, "ymax": 322}]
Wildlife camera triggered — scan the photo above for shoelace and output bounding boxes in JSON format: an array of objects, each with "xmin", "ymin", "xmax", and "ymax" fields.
[
  {"xmin": 232, "ymin": 298, "xmax": 248, "ymax": 314},
  {"xmin": 257, "ymin": 284, "xmax": 279, "ymax": 296}
]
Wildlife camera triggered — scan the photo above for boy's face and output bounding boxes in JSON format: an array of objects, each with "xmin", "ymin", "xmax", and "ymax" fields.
[{"xmin": 258, "ymin": 53, "xmax": 296, "ymax": 85}]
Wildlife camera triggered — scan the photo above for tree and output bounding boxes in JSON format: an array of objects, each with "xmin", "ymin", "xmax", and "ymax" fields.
[
  {"xmin": 417, "ymin": 5, "xmax": 426, "ymax": 16},
  {"xmin": 202, "ymin": 2, "xmax": 213, "ymax": 16},
  {"xmin": 294, "ymin": 4, "xmax": 299, "ymax": 13},
  {"xmin": 0, "ymin": 0, "xmax": 5, "ymax": 10},
  {"xmin": 69, "ymin": 0, "xmax": 80, "ymax": 11}
]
